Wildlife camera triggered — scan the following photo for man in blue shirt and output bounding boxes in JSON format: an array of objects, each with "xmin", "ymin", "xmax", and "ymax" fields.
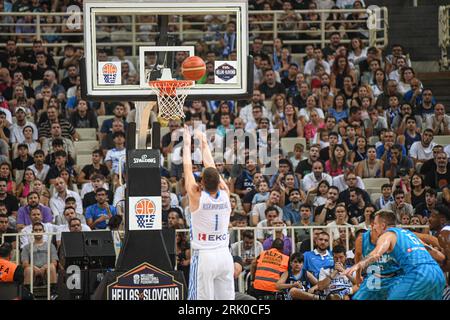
[
  {"xmin": 302, "ymin": 231, "xmax": 334, "ymax": 284},
  {"xmin": 376, "ymin": 130, "xmax": 406, "ymax": 161},
  {"xmin": 85, "ymin": 188, "xmax": 117, "ymax": 230}
]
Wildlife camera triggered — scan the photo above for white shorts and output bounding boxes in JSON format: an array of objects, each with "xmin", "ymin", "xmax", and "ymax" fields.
[{"xmin": 188, "ymin": 247, "xmax": 235, "ymax": 300}]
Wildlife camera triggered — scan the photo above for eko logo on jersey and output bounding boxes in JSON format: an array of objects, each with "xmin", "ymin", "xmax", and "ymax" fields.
[
  {"xmin": 129, "ymin": 196, "xmax": 162, "ymax": 230},
  {"xmin": 98, "ymin": 61, "xmax": 121, "ymax": 85},
  {"xmin": 198, "ymin": 233, "xmax": 228, "ymax": 241}
]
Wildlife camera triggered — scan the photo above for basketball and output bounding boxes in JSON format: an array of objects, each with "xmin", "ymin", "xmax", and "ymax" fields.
[{"xmin": 181, "ymin": 56, "xmax": 206, "ymax": 81}]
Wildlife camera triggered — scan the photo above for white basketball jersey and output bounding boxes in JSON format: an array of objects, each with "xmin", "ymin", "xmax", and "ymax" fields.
[{"xmin": 190, "ymin": 190, "xmax": 231, "ymax": 250}]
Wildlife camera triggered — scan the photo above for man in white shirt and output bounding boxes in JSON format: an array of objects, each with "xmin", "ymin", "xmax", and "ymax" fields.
[
  {"xmin": 105, "ymin": 131, "xmax": 126, "ymax": 180},
  {"xmin": 9, "ymin": 107, "xmax": 38, "ymax": 144},
  {"xmin": 302, "ymin": 161, "xmax": 333, "ymax": 192},
  {"xmin": 49, "ymin": 177, "xmax": 83, "ymax": 218},
  {"xmin": 332, "ymin": 173, "xmax": 365, "ymax": 193},
  {"xmin": 20, "ymin": 207, "xmax": 57, "ymax": 249},
  {"xmin": 255, "ymin": 207, "xmax": 287, "ymax": 243},
  {"xmin": 409, "ymin": 129, "xmax": 436, "ymax": 165},
  {"xmin": 230, "ymin": 230, "xmax": 263, "ymax": 271},
  {"xmin": 251, "ymin": 190, "xmax": 283, "ymax": 226},
  {"xmin": 239, "ymin": 89, "xmax": 270, "ymax": 125},
  {"xmin": 303, "ymin": 47, "xmax": 331, "ymax": 77},
  {"xmin": 56, "ymin": 207, "xmax": 91, "ymax": 244},
  {"xmin": 27, "ymin": 150, "xmax": 50, "ymax": 182},
  {"xmin": 326, "ymin": 204, "xmax": 354, "ymax": 241}
]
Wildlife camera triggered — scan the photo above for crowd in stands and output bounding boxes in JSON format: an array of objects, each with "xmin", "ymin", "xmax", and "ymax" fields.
[{"xmin": 0, "ymin": 0, "xmax": 449, "ymax": 299}]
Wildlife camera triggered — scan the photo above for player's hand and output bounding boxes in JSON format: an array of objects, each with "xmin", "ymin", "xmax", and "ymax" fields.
[
  {"xmin": 194, "ymin": 128, "xmax": 206, "ymax": 144},
  {"xmin": 183, "ymin": 125, "xmax": 191, "ymax": 146},
  {"xmin": 344, "ymin": 262, "xmax": 361, "ymax": 277}
]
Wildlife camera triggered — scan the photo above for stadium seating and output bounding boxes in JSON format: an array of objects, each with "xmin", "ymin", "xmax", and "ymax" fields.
[
  {"xmin": 363, "ymin": 178, "xmax": 390, "ymax": 194},
  {"xmin": 74, "ymin": 140, "xmax": 99, "ymax": 155},
  {"xmin": 97, "ymin": 115, "xmax": 114, "ymax": 129},
  {"xmin": 433, "ymin": 135, "xmax": 450, "ymax": 146},
  {"xmin": 77, "ymin": 128, "xmax": 97, "ymax": 141}
]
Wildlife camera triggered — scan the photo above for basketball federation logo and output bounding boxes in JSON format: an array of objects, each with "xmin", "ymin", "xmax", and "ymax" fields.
[
  {"xmin": 102, "ymin": 63, "xmax": 118, "ymax": 84},
  {"xmin": 135, "ymin": 199, "xmax": 156, "ymax": 229}
]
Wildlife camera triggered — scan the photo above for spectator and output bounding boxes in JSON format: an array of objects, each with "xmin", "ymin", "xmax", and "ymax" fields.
[
  {"xmin": 55, "ymin": 202, "xmax": 87, "ymax": 226},
  {"xmin": 347, "ymin": 188, "xmax": 367, "ymax": 225},
  {"xmin": 252, "ymin": 190, "xmax": 283, "ymax": 227},
  {"xmin": 0, "ymin": 178, "xmax": 18, "ymax": 223},
  {"xmin": 12, "ymin": 143, "xmax": 34, "ymax": 181},
  {"xmin": 330, "ymin": 55, "xmax": 356, "ymax": 92},
  {"xmin": 42, "ymin": 122, "xmax": 75, "ymax": 158},
  {"xmin": 19, "ymin": 206, "xmax": 56, "ymax": 249},
  {"xmin": 35, "ymin": 69, "xmax": 65, "ymax": 102},
  {"xmin": 289, "ymin": 143, "xmax": 305, "ymax": 169},
  {"xmin": 320, "ymin": 131, "xmax": 340, "ymax": 162},
  {"xmin": 255, "ymin": 206, "xmax": 284, "ymax": 242},
  {"xmin": 69, "ymin": 99, "xmax": 99, "ymax": 129},
  {"xmin": 414, "ymin": 188, "xmax": 438, "ymax": 224},
  {"xmin": 105, "ymin": 131, "xmax": 126, "ymax": 183},
  {"xmin": 396, "ymin": 114, "xmax": 422, "ymax": 152},
  {"xmin": 234, "ymin": 158, "xmax": 259, "ymax": 198},
  {"xmin": 415, "ymin": 88, "xmax": 436, "ymax": 120},
  {"xmin": 327, "ymin": 204, "xmax": 354, "ymax": 240},
  {"xmin": 85, "ymin": 188, "xmax": 117, "ymax": 230},
  {"xmin": 241, "ymin": 172, "xmax": 266, "ymax": 214},
  {"xmin": 49, "ymin": 177, "xmax": 82, "ymax": 218},
  {"xmin": 318, "ymin": 245, "xmax": 356, "ymax": 300},
  {"xmin": 374, "ymin": 80, "xmax": 403, "ymax": 111},
  {"xmin": 325, "ymin": 144, "xmax": 352, "ymax": 177},
  {"xmin": 295, "ymin": 144, "xmax": 320, "ymax": 178},
  {"xmin": 16, "ymin": 191, "xmax": 52, "ymax": 232},
  {"xmin": 355, "ymin": 145, "xmax": 384, "ymax": 178},
  {"xmin": 302, "ymin": 160, "xmax": 333, "ymax": 193},
  {"xmin": 376, "ymin": 129, "xmax": 406, "ymax": 161},
  {"xmin": 293, "ymin": 204, "xmax": 317, "ymax": 245},
  {"xmin": 258, "ymin": 69, "xmax": 286, "ymax": 100},
  {"xmin": 305, "ymin": 179, "xmax": 329, "ymax": 208},
  {"xmin": 420, "ymin": 145, "xmax": 449, "ymax": 175},
  {"xmin": 80, "ymin": 149, "xmax": 110, "ymax": 182},
  {"xmin": 10, "ymin": 107, "xmax": 38, "ymax": 144},
  {"xmin": 0, "ymin": 213, "xmax": 16, "ymax": 245},
  {"xmin": 278, "ymin": 104, "xmax": 302, "ymax": 138},
  {"xmin": 283, "ymin": 188, "xmax": 305, "ymax": 226},
  {"xmin": 303, "ymin": 231, "xmax": 334, "ymax": 280},
  {"xmin": 388, "ymin": 56, "xmax": 408, "ymax": 83},
  {"xmin": 38, "ymin": 106, "xmax": 79, "ymax": 143},
  {"xmin": 292, "ymin": 82, "xmax": 309, "ymax": 110},
  {"xmin": 239, "ymin": 90, "xmax": 270, "ymax": 126},
  {"xmin": 299, "ymin": 95, "xmax": 325, "ymax": 124},
  {"xmin": 345, "ymin": 0, "xmax": 368, "ymax": 39},
  {"xmin": 56, "ymin": 212, "xmax": 90, "ymax": 244},
  {"xmin": 424, "ymin": 151, "xmax": 450, "ymax": 192},
  {"xmin": 373, "ymin": 183, "xmax": 394, "ymax": 210},
  {"xmin": 21, "ymin": 222, "xmax": 58, "ymax": 297},
  {"xmin": 303, "ymin": 47, "xmax": 331, "ymax": 78},
  {"xmin": 27, "ymin": 150, "xmax": 50, "ymax": 183},
  {"xmin": 45, "ymin": 150, "xmax": 75, "ymax": 185},
  {"xmin": 408, "ymin": 173, "xmax": 426, "ymax": 208},
  {"xmin": 0, "ymin": 162, "xmax": 16, "ymax": 194},
  {"xmin": 370, "ymin": 68, "xmax": 387, "ymax": 98},
  {"xmin": 409, "ymin": 129, "xmax": 436, "ymax": 166},
  {"xmin": 60, "ymin": 64, "xmax": 78, "ymax": 92},
  {"xmin": 386, "ymin": 189, "xmax": 414, "ymax": 222},
  {"xmin": 16, "ymin": 168, "xmax": 36, "ymax": 200},
  {"xmin": 426, "ymin": 103, "xmax": 450, "ymax": 136},
  {"xmin": 328, "ymin": 94, "xmax": 349, "ymax": 123},
  {"xmin": 262, "ymin": 218, "xmax": 292, "ymax": 256},
  {"xmin": 333, "ymin": 170, "xmax": 370, "ymax": 203},
  {"xmin": 384, "ymin": 144, "xmax": 413, "ymax": 179},
  {"xmin": 314, "ymin": 186, "xmax": 340, "ymax": 225}
]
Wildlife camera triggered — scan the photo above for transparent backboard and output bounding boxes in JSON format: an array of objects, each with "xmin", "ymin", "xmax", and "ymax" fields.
[{"xmin": 82, "ymin": 0, "xmax": 251, "ymax": 101}]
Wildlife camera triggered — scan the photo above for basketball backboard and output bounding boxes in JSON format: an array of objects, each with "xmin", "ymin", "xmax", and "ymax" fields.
[{"xmin": 81, "ymin": 0, "xmax": 252, "ymax": 101}]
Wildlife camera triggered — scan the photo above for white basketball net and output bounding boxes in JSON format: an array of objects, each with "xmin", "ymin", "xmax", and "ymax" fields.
[{"xmin": 148, "ymin": 69, "xmax": 194, "ymax": 120}]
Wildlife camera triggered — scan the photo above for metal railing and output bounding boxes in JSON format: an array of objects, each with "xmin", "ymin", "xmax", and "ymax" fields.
[
  {"xmin": 0, "ymin": 8, "xmax": 388, "ymax": 53},
  {"xmin": 439, "ymin": 6, "xmax": 450, "ymax": 70}
]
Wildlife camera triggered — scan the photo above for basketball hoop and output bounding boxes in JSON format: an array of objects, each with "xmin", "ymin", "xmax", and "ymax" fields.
[{"xmin": 148, "ymin": 69, "xmax": 193, "ymax": 120}]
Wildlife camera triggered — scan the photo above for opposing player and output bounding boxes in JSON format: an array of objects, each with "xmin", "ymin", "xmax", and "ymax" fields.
[
  {"xmin": 182, "ymin": 126, "xmax": 234, "ymax": 300},
  {"xmin": 346, "ymin": 210, "xmax": 446, "ymax": 300},
  {"xmin": 353, "ymin": 212, "xmax": 401, "ymax": 300}
]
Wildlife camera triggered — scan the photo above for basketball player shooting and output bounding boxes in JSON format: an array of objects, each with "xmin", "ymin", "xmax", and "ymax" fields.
[{"xmin": 182, "ymin": 125, "xmax": 235, "ymax": 300}]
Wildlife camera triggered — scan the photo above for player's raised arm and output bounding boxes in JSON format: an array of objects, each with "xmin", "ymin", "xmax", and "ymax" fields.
[
  {"xmin": 344, "ymin": 232, "xmax": 395, "ymax": 276},
  {"xmin": 195, "ymin": 129, "xmax": 230, "ymax": 195},
  {"xmin": 183, "ymin": 125, "xmax": 200, "ymax": 198}
]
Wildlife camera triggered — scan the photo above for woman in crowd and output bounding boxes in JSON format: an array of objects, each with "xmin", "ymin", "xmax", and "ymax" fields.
[
  {"xmin": 278, "ymin": 103, "xmax": 302, "ymax": 138},
  {"xmin": 271, "ymin": 93, "xmax": 287, "ymax": 124},
  {"xmin": 347, "ymin": 37, "xmax": 367, "ymax": 65},
  {"xmin": 410, "ymin": 173, "xmax": 426, "ymax": 208},
  {"xmin": 161, "ymin": 176, "xmax": 179, "ymax": 207},
  {"xmin": 301, "ymin": 110, "xmax": 325, "ymax": 145},
  {"xmin": 325, "ymin": 144, "xmax": 352, "ymax": 177},
  {"xmin": 318, "ymin": 84, "xmax": 334, "ymax": 113},
  {"xmin": 328, "ymin": 94, "xmax": 349, "ymax": 123},
  {"xmin": 397, "ymin": 67, "xmax": 416, "ymax": 96},
  {"xmin": 355, "ymin": 145, "xmax": 384, "ymax": 178},
  {"xmin": 0, "ymin": 162, "xmax": 16, "ymax": 195},
  {"xmin": 350, "ymin": 136, "xmax": 368, "ymax": 163},
  {"xmin": 298, "ymin": 95, "xmax": 324, "ymax": 125},
  {"xmin": 16, "ymin": 168, "xmax": 36, "ymax": 201},
  {"xmin": 371, "ymin": 68, "xmax": 386, "ymax": 98},
  {"xmin": 330, "ymin": 55, "xmax": 356, "ymax": 92},
  {"xmin": 31, "ymin": 179, "xmax": 50, "ymax": 206}
]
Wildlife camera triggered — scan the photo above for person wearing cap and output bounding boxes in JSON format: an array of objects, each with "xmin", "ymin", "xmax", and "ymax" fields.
[{"xmin": 10, "ymin": 106, "xmax": 38, "ymax": 144}]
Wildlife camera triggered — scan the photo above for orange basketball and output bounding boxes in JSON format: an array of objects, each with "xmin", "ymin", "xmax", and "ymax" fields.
[
  {"xmin": 181, "ymin": 56, "xmax": 206, "ymax": 81},
  {"xmin": 135, "ymin": 199, "xmax": 156, "ymax": 215}
]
